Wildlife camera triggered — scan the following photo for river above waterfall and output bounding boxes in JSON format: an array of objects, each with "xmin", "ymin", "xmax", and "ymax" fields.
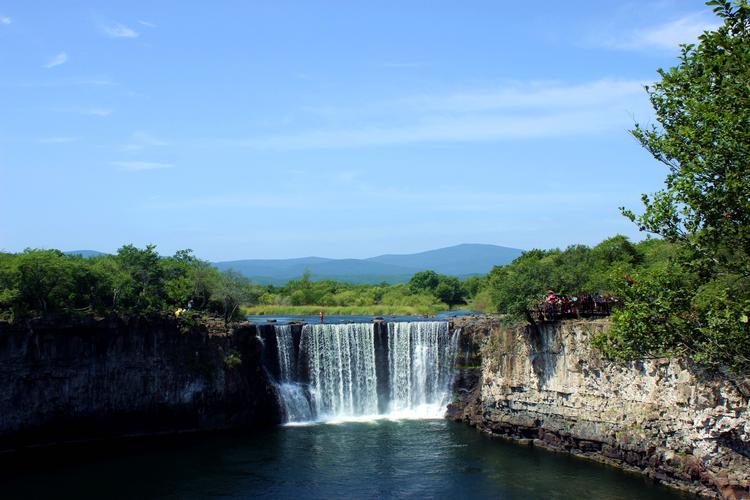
[
  {"xmin": 1, "ymin": 420, "xmax": 695, "ymax": 499},
  {"xmin": 246, "ymin": 310, "xmax": 476, "ymax": 325}
]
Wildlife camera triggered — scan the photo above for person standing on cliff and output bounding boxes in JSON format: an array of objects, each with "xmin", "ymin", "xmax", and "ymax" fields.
[{"xmin": 545, "ymin": 290, "xmax": 557, "ymax": 320}]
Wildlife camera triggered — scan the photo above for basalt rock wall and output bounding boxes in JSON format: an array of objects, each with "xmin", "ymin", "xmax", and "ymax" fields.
[
  {"xmin": 0, "ymin": 316, "xmax": 280, "ymax": 451},
  {"xmin": 448, "ymin": 317, "xmax": 750, "ymax": 499}
]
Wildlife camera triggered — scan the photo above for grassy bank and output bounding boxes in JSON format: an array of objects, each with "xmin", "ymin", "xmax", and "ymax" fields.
[{"xmin": 240, "ymin": 304, "xmax": 445, "ymax": 316}]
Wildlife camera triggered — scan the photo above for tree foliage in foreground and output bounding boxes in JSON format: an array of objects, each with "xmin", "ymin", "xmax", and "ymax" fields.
[{"xmin": 594, "ymin": 1, "xmax": 750, "ymax": 372}]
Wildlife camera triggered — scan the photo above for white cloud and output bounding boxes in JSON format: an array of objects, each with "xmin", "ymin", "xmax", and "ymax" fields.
[
  {"xmin": 234, "ymin": 112, "xmax": 620, "ymax": 150},
  {"xmin": 302, "ymin": 79, "xmax": 646, "ymax": 118},
  {"xmin": 219, "ymin": 79, "xmax": 650, "ymax": 150},
  {"xmin": 144, "ymin": 187, "xmax": 620, "ymax": 213},
  {"xmin": 138, "ymin": 20, "xmax": 157, "ymax": 28},
  {"xmin": 144, "ymin": 193, "xmax": 307, "ymax": 210},
  {"xmin": 603, "ymin": 12, "xmax": 720, "ymax": 51},
  {"xmin": 38, "ymin": 136, "xmax": 78, "ymax": 144},
  {"xmin": 101, "ymin": 23, "xmax": 138, "ymax": 38},
  {"xmin": 52, "ymin": 106, "xmax": 113, "ymax": 117},
  {"xmin": 4, "ymin": 77, "xmax": 115, "ymax": 88},
  {"xmin": 401, "ymin": 79, "xmax": 645, "ymax": 113},
  {"xmin": 44, "ymin": 52, "xmax": 68, "ymax": 69},
  {"xmin": 120, "ymin": 131, "xmax": 169, "ymax": 152},
  {"xmin": 111, "ymin": 161, "xmax": 174, "ymax": 171},
  {"xmin": 84, "ymin": 107, "xmax": 112, "ymax": 117},
  {"xmin": 379, "ymin": 62, "xmax": 427, "ymax": 69},
  {"xmin": 0, "ymin": 16, "xmax": 11, "ymax": 25}
]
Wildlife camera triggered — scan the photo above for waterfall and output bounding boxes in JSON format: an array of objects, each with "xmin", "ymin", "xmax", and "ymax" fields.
[
  {"xmin": 302, "ymin": 323, "xmax": 379, "ymax": 419},
  {"xmin": 388, "ymin": 321, "xmax": 458, "ymax": 418},
  {"xmin": 274, "ymin": 325, "xmax": 313, "ymax": 422},
  {"xmin": 266, "ymin": 320, "xmax": 457, "ymax": 424}
]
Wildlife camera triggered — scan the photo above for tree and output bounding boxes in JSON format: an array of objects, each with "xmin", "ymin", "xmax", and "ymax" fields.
[
  {"xmin": 624, "ymin": 0, "xmax": 750, "ymax": 278},
  {"xmin": 11, "ymin": 250, "xmax": 77, "ymax": 315},
  {"xmin": 114, "ymin": 244, "xmax": 164, "ymax": 312},
  {"xmin": 211, "ymin": 270, "xmax": 260, "ymax": 323},
  {"xmin": 435, "ymin": 276, "xmax": 465, "ymax": 309},
  {"xmin": 485, "ymin": 249, "xmax": 556, "ymax": 322},
  {"xmin": 461, "ymin": 275, "xmax": 486, "ymax": 299},
  {"xmin": 600, "ymin": 1, "xmax": 750, "ymax": 372},
  {"xmin": 408, "ymin": 270, "xmax": 441, "ymax": 294},
  {"xmin": 585, "ymin": 236, "xmax": 642, "ymax": 293}
]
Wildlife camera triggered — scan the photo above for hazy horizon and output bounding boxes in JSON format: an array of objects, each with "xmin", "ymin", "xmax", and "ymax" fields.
[
  {"xmin": 0, "ymin": 1, "xmax": 717, "ymax": 260},
  {"xmin": 63, "ymin": 241, "xmax": 522, "ymax": 261}
]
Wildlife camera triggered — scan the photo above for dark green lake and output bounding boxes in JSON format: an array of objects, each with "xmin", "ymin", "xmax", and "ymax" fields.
[{"xmin": 2, "ymin": 420, "xmax": 695, "ymax": 499}]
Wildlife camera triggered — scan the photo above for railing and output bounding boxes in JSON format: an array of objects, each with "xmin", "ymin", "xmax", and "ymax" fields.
[{"xmin": 529, "ymin": 294, "xmax": 620, "ymax": 322}]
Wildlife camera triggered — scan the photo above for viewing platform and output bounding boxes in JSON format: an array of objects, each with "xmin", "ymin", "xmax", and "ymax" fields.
[{"xmin": 530, "ymin": 294, "xmax": 620, "ymax": 322}]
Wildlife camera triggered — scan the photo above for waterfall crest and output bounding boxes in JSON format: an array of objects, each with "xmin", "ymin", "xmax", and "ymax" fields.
[{"xmin": 268, "ymin": 320, "xmax": 457, "ymax": 424}]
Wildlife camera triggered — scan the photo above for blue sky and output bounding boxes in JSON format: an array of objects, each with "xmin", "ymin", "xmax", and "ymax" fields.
[{"xmin": 0, "ymin": 1, "xmax": 719, "ymax": 260}]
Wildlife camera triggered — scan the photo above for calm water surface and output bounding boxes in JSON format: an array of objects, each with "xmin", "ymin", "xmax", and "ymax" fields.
[{"xmin": 2, "ymin": 420, "xmax": 695, "ymax": 499}]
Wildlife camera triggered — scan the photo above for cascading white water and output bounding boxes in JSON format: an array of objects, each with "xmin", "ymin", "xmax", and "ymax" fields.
[
  {"xmin": 274, "ymin": 325, "xmax": 313, "ymax": 422},
  {"xmin": 302, "ymin": 323, "xmax": 379, "ymax": 419},
  {"xmin": 276, "ymin": 325, "xmax": 294, "ymax": 381},
  {"xmin": 387, "ymin": 321, "xmax": 458, "ymax": 418},
  {"xmin": 269, "ymin": 320, "xmax": 457, "ymax": 424}
]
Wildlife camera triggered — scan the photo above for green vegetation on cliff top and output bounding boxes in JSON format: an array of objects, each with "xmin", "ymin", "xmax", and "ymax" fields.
[{"xmin": 0, "ymin": 245, "xmax": 260, "ymax": 323}]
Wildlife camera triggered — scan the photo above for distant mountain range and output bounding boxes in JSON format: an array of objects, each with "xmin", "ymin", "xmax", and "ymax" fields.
[
  {"xmin": 64, "ymin": 244, "xmax": 524, "ymax": 285},
  {"xmin": 214, "ymin": 244, "xmax": 523, "ymax": 285},
  {"xmin": 64, "ymin": 250, "xmax": 106, "ymax": 258}
]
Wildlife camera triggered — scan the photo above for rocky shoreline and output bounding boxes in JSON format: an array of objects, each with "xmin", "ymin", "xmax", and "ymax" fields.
[{"xmin": 447, "ymin": 316, "xmax": 750, "ymax": 499}]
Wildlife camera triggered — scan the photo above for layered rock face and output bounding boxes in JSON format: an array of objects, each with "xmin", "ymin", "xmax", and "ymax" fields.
[
  {"xmin": 448, "ymin": 318, "xmax": 750, "ymax": 499},
  {"xmin": 0, "ymin": 316, "xmax": 280, "ymax": 451}
]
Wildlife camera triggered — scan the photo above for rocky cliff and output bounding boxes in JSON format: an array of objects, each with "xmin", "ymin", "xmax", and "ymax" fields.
[
  {"xmin": 0, "ymin": 316, "xmax": 281, "ymax": 451},
  {"xmin": 448, "ymin": 317, "xmax": 750, "ymax": 499}
]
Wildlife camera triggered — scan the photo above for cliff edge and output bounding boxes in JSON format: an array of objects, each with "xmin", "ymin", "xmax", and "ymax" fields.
[
  {"xmin": 0, "ymin": 316, "xmax": 280, "ymax": 451},
  {"xmin": 448, "ymin": 317, "xmax": 750, "ymax": 499}
]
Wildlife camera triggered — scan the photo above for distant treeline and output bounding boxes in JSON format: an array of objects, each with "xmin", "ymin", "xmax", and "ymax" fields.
[
  {"xmin": 256, "ymin": 274, "xmax": 444, "ymax": 315},
  {"xmin": 253, "ymin": 270, "xmax": 467, "ymax": 314}
]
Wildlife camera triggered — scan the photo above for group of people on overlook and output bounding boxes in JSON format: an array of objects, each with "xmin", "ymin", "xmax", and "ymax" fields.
[{"xmin": 535, "ymin": 290, "xmax": 618, "ymax": 321}]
